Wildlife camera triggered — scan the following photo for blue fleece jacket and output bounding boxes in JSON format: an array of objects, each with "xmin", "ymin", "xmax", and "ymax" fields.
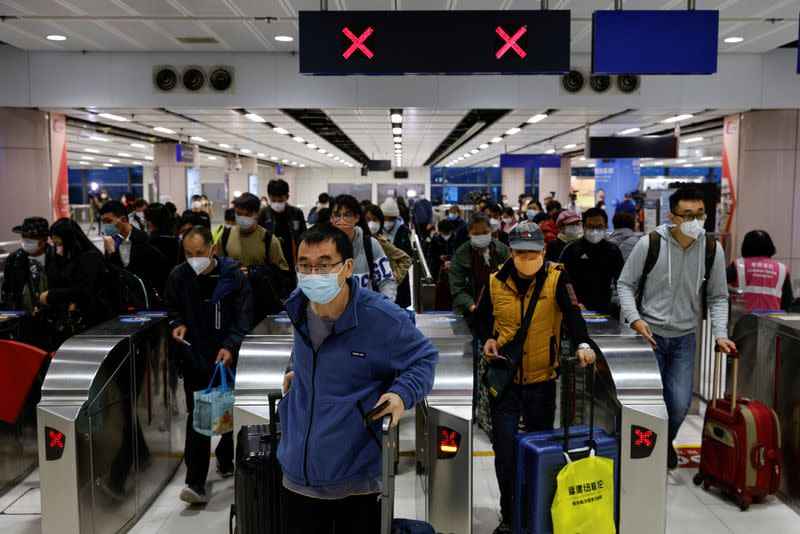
[{"xmin": 277, "ymin": 278, "xmax": 438, "ymax": 488}]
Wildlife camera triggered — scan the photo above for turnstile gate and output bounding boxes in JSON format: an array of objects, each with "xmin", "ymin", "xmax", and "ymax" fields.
[{"xmin": 37, "ymin": 313, "xmax": 185, "ymax": 534}]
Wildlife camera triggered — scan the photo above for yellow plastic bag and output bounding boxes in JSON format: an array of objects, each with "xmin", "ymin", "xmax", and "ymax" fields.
[{"xmin": 551, "ymin": 451, "xmax": 616, "ymax": 534}]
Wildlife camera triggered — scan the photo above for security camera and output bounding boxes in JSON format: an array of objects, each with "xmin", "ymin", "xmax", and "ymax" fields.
[{"xmin": 234, "ymin": 155, "xmax": 243, "ymax": 172}]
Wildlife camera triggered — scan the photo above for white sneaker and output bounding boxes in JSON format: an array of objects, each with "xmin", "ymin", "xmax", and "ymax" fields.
[{"xmin": 180, "ymin": 485, "xmax": 209, "ymax": 504}]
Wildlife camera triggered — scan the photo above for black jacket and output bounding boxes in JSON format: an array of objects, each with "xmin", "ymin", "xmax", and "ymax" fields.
[
  {"xmin": 429, "ymin": 234, "xmax": 457, "ymax": 280},
  {"xmin": 47, "ymin": 248, "xmax": 113, "ymax": 328},
  {"xmin": 149, "ymin": 234, "xmax": 181, "ymax": 274},
  {"xmin": 1, "ymin": 245, "xmax": 58, "ymax": 311},
  {"xmin": 107, "ymin": 226, "xmax": 170, "ymax": 300},
  {"xmin": 258, "ymin": 204, "xmax": 307, "ymax": 270},
  {"xmin": 164, "ymin": 256, "xmax": 253, "ymax": 371},
  {"xmin": 391, "ymin": 224, "xmax": 414, "ymax": 309},
  {"xmin": 559, "ymin": 238, "xmax": 625, "ymax": 314}
]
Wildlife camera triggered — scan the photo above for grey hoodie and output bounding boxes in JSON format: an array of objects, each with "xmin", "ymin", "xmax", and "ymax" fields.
[
  {"xmin": 617, "ymin": 224, "xmax": 729, "ymax": 341},
  {"xmin": 351, "ymin": 226, "xmax": 398, "ymax": 301}
]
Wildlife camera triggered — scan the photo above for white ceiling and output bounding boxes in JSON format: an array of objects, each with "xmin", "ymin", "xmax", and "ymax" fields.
[
  {"xmin": 55, "ymin": 106, "xmax": 732, "ymax": 170},
  {"xmin": 1, "ymin": 0, "xmax": 799, "ymax": 53}
]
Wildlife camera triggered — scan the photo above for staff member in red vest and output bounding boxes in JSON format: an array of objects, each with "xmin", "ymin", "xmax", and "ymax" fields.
[{"xmin": 727, "ymin": 230, "xmax": 794, "ymax": 313}]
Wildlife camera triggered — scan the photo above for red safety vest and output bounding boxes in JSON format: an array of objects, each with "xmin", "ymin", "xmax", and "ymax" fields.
[{"xmin": 734, "ymin": 257, "xmax": 787, "ymax": 313}]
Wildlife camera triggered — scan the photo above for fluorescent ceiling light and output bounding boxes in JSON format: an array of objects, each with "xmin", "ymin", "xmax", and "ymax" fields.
[
  {"xmin": 291, "ymin": 161, "xmax": 298, "ymax": 165},
  {"xmin": 89, "ymin": 135, "xmax": 108, "ymax": 142},
  {"xmin": 683, "ymin": 136, "xmax": 704, "ymax": 143},
  {"xmin": 245, "ymin": 113, "xmax": 266, "ymax": 123},
  {"xmin": 144, "ymin": 155, "xmax": 154, "ymax": 160},
  {"xmin": 662, "ymin": 114, "xmax": 693, "ymax": 124},
  {"xmin": 153, "ymin": 126, "xmax": 175, "ymax": 134},
  {"xmin": 85, "ymin": 148, "xmax": 100, "ymax": 153},
  {"xmin": 326, "ymin": 153, "xmax": 334, "ymax": 158},
  {"xmin": 273, "ymin": 127, "xmax": 289, "ymax": 135},
  {"xmin": 117, "ymin": 152, "xmax": 131, "ymax": 157},
  {"xmin": 292, "ymin": 136, "xmax": 305, "ymax": 143},
  {"xmin": 394, "ymin": 143, "xmax": 402, "ymax": 149},
  {"xmin": 683, "ymin": 164, "xmax": 694, "ymax": 167},
  {"xmin": 108, "ymin": 159, "xmax": 120, "ymax": 163},
  {"xmin": 588, "ymin": 163, "xmax": 596, "ymax": 168},
  {"xmin": 724, "ymin": 37, "xmax": 744, "ymax": 44},
  {"xmin": 47, "ymin": 35, "xmax": 67, "ymax": 41},
  {"xmin": 393, "ymin": 137, "xmax": 402, "ymax": 143},
  {"xmin": 463, "ymin": 153, "xmax": 472, "ymax": 158},
  {"xmin": 392, "ymin": 127, "xmax": 403, "ymax": 135},
  {"xmin": 618, "ymin": 128, "xmax": 641, "ymax": 135},
  {"xmin": 282, "ymin": 159, "xmax": 289, "ymax": 163},
  {"xmin": 563, "ymin": 143, "xmax": 577, "ymax": 149},
  {"xmin": 307, "ymin": 143, "xmax": 317, "ymax": 149},
  {"xmin": 79, "ymin": 161, "xmax": 90, "ymax": 165},
  {"xmin": 318, "ymin": 148, "xmax": 327, "ymax": 153},
  {"xmin": 493, "ymin": 163, "xmax": 500, "ymax": 168},
  {"xmin": 207, "ymin": 156, "xmax": 217, "ymax": 160},
  {"xmin": 579, "ymin": 156, "xmax": 586, "ymax": 161},
  {"xmin": 457, "ymin": 157, "xmax": 464, "ymax": 161},
  {"xmin": 240, "ymin": 148, "xmax": 252, "ymax": 154},
  {"xmin": 701, "ymin": 156, "xmax": 715, "ymax": 161},
  {"xmin": 545, "ymin": 149, "xmax": 556, "ymax": 154},
  {"xmin": 132, "ymin": 161, "xmax": 142, "ymax": 165},
  {"xmin": 527, "ymin": 113, "xmax": 548, "ymax": 124},
  {"xmin": 103, "ymin": 163, "xmax": 113, "ymax": 167},
  {"xmin": 130, "ymin": 143, "xmax": 146, "ymax": 148},
  {"xmin": 190, "ymin": 136, "xmax": 206, "ymax": 142},
  {"xmin": 275, "ymin": 35, "xmax": 294, "ymax": 42},
  {"xmin": 257, "ymin": 152, "xmax": 265, "ymax": 157},
  {"xmin": 219, "ymin": 143, "xmax": 231, "ymax": 148},
  {"xmin": 98, "ymin": 112, "xmax": 129, "ymax": 122},
  {"xmin": 490, "ymin": 137, "xmax": 503, "ymax": 143},
  {"xmin": 299, "ymin": 164, "xmax": 306, "ymax": 168},
  {"xmin": 391, "ymin": 113, "xmax": 403, "ymax": 124},
  {"xmin": 470, "ymin": 149, "xmax": 479, "ymax": 154},
  {"xmin": 334, "ymin": 157, "xmax": 340, "ymax": 161},
  {"xmin": 675, "ymin": 159, "xmax": 687, "ymax": 163},
  {"xmin": 81, "ymin": 156, "xmax": 94, "ymax": 160},
  {"xmin": 270, "ymin": 156, "xmax": 278, "ymax": 161},
  {"xmin": 479, "ymin": 143, "xmax": 489, "ymax": 149},
  {"xmin": 652, "ymin": 161, "xmax": 663, "ymax": 166},
  {"xmin": 505, "ymin": 127, "xmax": 521, "ymax": 135}
]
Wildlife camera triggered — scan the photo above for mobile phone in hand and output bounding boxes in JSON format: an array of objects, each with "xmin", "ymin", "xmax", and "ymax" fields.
[{"xmin": 363, "ymin": 400, "xmax": 390, "ymax": 426}]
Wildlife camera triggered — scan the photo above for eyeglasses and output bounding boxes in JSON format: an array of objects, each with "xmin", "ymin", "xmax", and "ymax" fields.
[
  {"xmin": 331, "ymin": 213, "xmax": 355, "ymax": 222},
  {"xmin": 295, "ymin": 260, "xmax": 345, "ymax": 274},
  {"xmin": 671, "ymin": 212, "xmax": 707, "ymax": 222}
]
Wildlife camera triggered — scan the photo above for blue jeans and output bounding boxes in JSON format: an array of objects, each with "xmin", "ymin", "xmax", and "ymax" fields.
[
  {"xmin": 652, "ymin": 333, "xmax": 696, "ymax": 444},
  {"xmin": 490, "ymin": 380, "xmax": 557, "ymax": 521}
]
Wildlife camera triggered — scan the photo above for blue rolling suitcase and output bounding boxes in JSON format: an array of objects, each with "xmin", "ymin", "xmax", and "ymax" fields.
[{"xmin": 513, "ymin": 359, "xmax": 619, "ymax": 534}]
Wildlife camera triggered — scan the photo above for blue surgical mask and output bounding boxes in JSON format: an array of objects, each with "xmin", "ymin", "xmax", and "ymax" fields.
[
  {"xmin": 102, "ymin": 223, "xmax": 118, "ymax": 237},
  {"xmin": 297, "ymin": 264, "xmax": 347, "ymax": 304},
  {"xmin": 526, "ymin": 209, "xmax": 539, "ymax": 220},
  {"xmin": 447, "ymin": 213, "xmax": 458, "ymax": 221}
]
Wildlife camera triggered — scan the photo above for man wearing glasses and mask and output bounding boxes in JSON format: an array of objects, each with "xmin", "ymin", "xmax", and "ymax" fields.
[
  {"xmin": 618, "ymin": 187, "xmax": 735, "ymax": 470},
  {"xmin": 278, "ymin": 224, "xmax": 437, "ymax": 533}
]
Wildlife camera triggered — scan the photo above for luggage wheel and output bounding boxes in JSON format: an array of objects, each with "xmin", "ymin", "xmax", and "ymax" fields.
[
  {"xmin": 738, "ymin": 496, "xmax": 752, "ymax": 511},
  {"xmin": 692, "ymin": 474, "xmax": 703, "ymax": 486}
]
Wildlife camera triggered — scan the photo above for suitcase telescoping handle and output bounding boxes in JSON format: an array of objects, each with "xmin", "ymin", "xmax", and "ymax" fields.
[
  {"xmin": 711, "ymin": 347, "xmax": 739, "ymax": 417},
  {"xmin": 561, "ymin": 355, "xmax": 597, "ymax": 454},
  {"xmin": 268, "ymin": 392, "xmax": 281, "ymax": 452},
  {"xmin": 381, "ymin": 415, "xmax": 395, "ymax": 534}
]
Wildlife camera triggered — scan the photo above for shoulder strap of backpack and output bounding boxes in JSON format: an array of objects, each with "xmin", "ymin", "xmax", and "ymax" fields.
[
  {"xmin": 363, "ymin": 231, "xmax": 376, "ymax": 289},
  {"xmin": 220, "ymin": 227, "xmax": 231, "ymax": 255},
  {"xmin": 636, "ymin": 232, "xmax": 661, "ymax": 310},
  {"xmin": 701, "ymin": 236, "xmax": 718, "ymax": 315}
]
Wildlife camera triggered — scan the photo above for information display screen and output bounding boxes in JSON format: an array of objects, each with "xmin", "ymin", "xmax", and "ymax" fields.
[
  {"xmin": 299, "ymin": 10, "xmax": 570, "ymax": 75},
  {"xmin": 592, "ymin": 10, "xmax": 719, "ymax": 75}
]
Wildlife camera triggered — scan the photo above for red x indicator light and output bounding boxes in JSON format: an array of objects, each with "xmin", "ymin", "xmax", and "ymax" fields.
[
  {"xmin": 45, "ymin": 426, "xmax": 66, "ymax": 461},
  {"xmin": 635, "ymin": 429, "xmax": 653, "ymax": 447},
  {"xmin": 342, "ymin": 27, "xmax": 375, "ymax": 60},
  {"xmin": 437, "ymin": 426, "xmax": 462, "ymax": 459},
  {"xmin": 496, "ymin": 25, "xmax": 527, "ymax": 59},
  {"xmin": 630, "ymin": 424, "xmax": 658, "ymax": 459}
]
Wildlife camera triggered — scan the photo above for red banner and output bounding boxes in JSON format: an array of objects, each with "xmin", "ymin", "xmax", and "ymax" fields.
[{"xmin": 50, "ymin": 114, "xmax": 69, "ymax": 219}]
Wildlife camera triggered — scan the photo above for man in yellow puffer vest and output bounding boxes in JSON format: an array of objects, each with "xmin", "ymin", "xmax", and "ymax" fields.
[{"xmin": 474, "ymin": 221, "xmax": 596, "ymax": 534}]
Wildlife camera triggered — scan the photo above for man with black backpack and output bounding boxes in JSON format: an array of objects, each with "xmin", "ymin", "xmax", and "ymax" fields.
[
  {"xmin": 617, "ymin": 187, "xmax": 736, "ymax": 469},
  {"xmin": 220, "ymin": 192, "xmax": 293, "ymax": 325}
]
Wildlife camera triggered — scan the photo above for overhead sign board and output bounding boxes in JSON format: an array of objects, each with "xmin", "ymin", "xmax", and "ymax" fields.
[
  {"xmin": 500, "ymin": 154, "xmax": 562, "ymax": 168},
  {"xmin": 592, "ymin": 10, "xmax": 719, "ymax": 75},
  {"xmin": 299, "ymin": 10, "xmax": 571, "ymax": 75}
]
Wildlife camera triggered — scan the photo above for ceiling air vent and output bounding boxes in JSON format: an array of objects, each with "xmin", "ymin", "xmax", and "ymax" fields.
[{"xmin": 177, "ymin": 37, "xmax": 219, "ymax": 44}]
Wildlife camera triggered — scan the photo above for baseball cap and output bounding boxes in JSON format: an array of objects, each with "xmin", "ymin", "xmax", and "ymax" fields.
[
  {"xmin": 556, "ymin": 209, "xmax": 581, "ymax": 226},
  {"xmin": 508, "ymin": 221, "xmax": 545, "ymax": 252},
  {"xmin": 12, "ymin": 217, "xmax": 50, "ymax": 238}
]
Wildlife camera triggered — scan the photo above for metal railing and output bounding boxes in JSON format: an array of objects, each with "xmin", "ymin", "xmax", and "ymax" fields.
[
  {"xmin": 409, "ymin": 231, "xmax": 433, "ymax": 312},
  {"xmin": 694, "ymin": 288, "xmax": 745, "ymax": 402}
]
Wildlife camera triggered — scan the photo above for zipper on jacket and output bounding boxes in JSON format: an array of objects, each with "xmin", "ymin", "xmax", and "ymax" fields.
[
  {"xmin": 299, "ymin": 326, "xmax": 335, "ymax": 486},
  {"xmin": 519, "ymin": 293, "xmax": 525, "ymax": 383}
]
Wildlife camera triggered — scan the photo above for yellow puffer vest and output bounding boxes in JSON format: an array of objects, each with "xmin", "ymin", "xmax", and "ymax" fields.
[{"xmin": 489, "ymin": 260, "xmax": 563, "ymax": 385}]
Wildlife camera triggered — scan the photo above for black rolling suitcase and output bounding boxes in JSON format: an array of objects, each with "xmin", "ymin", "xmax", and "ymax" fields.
[
  {"xmin": 381, "ymin": 416, "xmax": 436, "ymax": 534},
  {"xmin": 230, "ymin": 393, "xmax": 282, "ymax": 534}
]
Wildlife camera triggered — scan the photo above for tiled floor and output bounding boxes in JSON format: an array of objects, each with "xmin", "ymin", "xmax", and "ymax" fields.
[{"xmin": 2, "ymin": 412, "xmax": 799, "ymax": 534}]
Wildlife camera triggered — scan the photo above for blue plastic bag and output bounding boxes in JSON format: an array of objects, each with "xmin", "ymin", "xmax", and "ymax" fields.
[{"xmin": 193, "ymin": 362, "xmax": 235, "ymax": 437}]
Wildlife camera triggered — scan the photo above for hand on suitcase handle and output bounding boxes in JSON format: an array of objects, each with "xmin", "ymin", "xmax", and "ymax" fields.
[{"xmin": 715, "ymin": 339, "xmax": 738, "ymax": 357}]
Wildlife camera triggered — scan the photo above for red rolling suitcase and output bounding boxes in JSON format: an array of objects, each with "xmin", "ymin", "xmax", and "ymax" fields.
[{"xmin": 693, "ymin": 349, "xmax": 781, "ymax": 510}]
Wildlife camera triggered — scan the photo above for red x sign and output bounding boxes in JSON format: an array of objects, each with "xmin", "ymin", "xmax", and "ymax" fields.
[
  {"xmin": 342, "ymin": 27, "xmax": 375, "ymax": 60},
  {"xmin": 49, "ymin": 430, "xmax": 64, "ymax": 449},
  {"xmin": 634, "ymin": 429, "xmax": 653, "ymax": 447},
  {"xmin": 496, "ymin": 25, "xmax": 527, "ymax": 59}
]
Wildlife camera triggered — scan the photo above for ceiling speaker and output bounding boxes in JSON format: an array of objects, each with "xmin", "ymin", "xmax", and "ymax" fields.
[
  {"xmin": 182, "ymin": 67, "xmax": 205, "ymax": 92},
  {"xmin": 589, "ymin": 75, "xmax": 612, "ymax": 93},
  {"xmin": 561, "ymin": 70, "xmax": 585, "ymax": 93},
  {"xmin": 617, "ymin": 75, "xmax": 641, "ymax": 93},
  {"xmin": 154, "ymin": 67, "xmax": 178, "ymax": 92}
]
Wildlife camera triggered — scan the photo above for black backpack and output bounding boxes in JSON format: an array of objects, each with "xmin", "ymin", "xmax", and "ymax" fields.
[{"xmin": 636, "ymin": 231, "xmax": 717, "ymax": 312}]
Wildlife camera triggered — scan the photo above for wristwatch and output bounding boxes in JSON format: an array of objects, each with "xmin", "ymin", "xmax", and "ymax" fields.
[{"xmin": 576, "ymin": 343, "xmax": 591, "ymax": 351}]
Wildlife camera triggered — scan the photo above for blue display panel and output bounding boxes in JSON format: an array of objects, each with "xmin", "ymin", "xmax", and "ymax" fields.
[
  {"xmin": 592, "ymin": 10, "xmax": 719, "ymax": 75},
  {"xmin": 500, "ymin": 154, "xmax": 562, "ymax": 168}
]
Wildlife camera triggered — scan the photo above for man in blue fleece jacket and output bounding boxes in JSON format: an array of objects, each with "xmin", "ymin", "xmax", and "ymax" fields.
[{"xmin": 278, "ymin": 224, "xmax": 438, "ymax": 533}]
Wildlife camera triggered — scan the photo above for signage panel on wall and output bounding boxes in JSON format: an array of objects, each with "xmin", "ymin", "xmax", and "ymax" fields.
[
  {"xmin": 500, "ymin": 154, "xmax": 562, "ymax": 168},
  {"xmin": 299, "ymin": 10, "xmax": 571, "ymax": 75},
  {"xmin": 592, "ymin": 10, "xmax": 719, "ymax": 75}
]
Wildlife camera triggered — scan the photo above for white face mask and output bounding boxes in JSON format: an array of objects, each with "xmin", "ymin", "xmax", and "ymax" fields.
[
  {"xmin": 236, "ymin": 215, "xmax": 256, "ymax": 230},
  {"xmin": 21, "ymin": 238, "xmax": 42, "ymax": 254},
  {"xmin": 470, "ymin": 233, "xmax": 492, "ymax": 249},
  {"xmin": 270, "ymin": 202, "xmax": 286, "ymax": 213},
  {"xmin": 187, "ymin": 255, "xmax": 212, "ymax": 275},
  {"xmin": 680, "ymin": 219, "xmax": 705, "ymax": 240},
  {"xmin": 440, "ymin": 233, "xmax": 452, "ymax": 241},
  {"xmin": 367, "ymin": 221, "xmax": 381, "ymax": 234},
  {"xmin": 191, "ymin": 201, "xmax": 202, "ymax": 210},
  {"xmin": 384, "ymin": 220, "xmax": 395, "ymax": 231},
  {"xmin": 585, "ymin": 229, "xmax": 606, "ymax": 244},
  {"xmin": 502, "ymin": 217, "xmax": 513, "ymax": 225},
  {"xmin": 489, "ymin": 218, "xmax": 501, "ymax": 232},
  {"xmin": 564, "ymin": 225, "xmax": 583, "ymax": 238}
]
